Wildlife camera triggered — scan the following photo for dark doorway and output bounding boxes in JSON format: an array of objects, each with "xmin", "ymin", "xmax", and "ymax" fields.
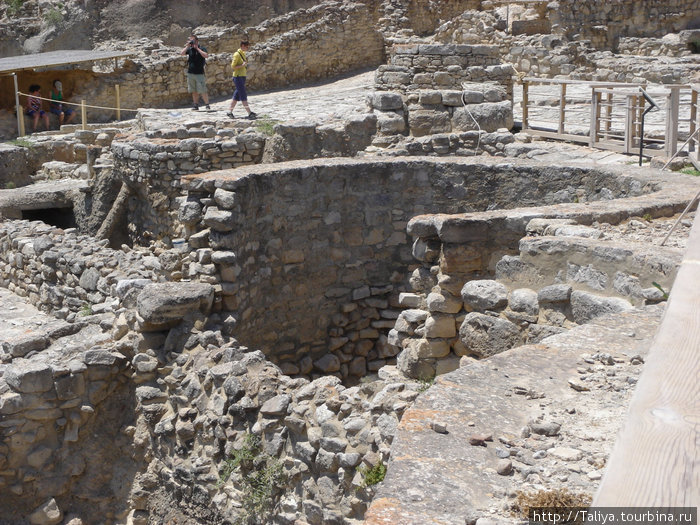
[{"xmin": 22, "ymin": 207, "xmax": 77, "ymax": 229}]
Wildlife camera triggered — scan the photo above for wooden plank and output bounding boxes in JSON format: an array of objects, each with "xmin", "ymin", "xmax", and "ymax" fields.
[
  {"xmin": 604, "ymin": 91, "xmax": 613, "ymax": 139},
  {"xmin": 559, "ymin": 83, "xmax": 566, "ymax": 134},
  {"xmin": 666, "ymin": 86, "xmax": 681, "ymax": 158},
  {"xmin": 594, "ymin": 219, "xmax": 700, "ymax": 506},
  {"xmin": 522, "ymin": 81, "xmax": 529, "ymax": 131},
  {"xmin": 690, "ymin": 88, "xmax": 698, "ymax": 153}
]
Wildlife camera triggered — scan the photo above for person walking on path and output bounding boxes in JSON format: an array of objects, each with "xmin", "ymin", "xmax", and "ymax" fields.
[
  {"xmin": 227, "ymin": 40, "xmax": 257, "ymax": 120},
  {"xmin": 181, "ymin": 34, "xmax": 210, "ymax": 111}
]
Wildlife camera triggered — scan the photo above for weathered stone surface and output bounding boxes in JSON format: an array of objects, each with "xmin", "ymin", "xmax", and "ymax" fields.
[
  {"xmin": 537, "ymin": 284, "xmax": 572, "ymax": 304},
  {"xmin": 570, "ymin": 290, "xmax": 633, "ymax": 324},
  {"xmin": 426, "ymin": 292, "xmax": 462, "ymax": 314},
  {"xmin": 137, "ymin": 283, "xmax": 214, "ymax": 325},
  {"xmin": 458, "ymin": 313, "xmax": 521, "ymax": 358},
  {"xmin": 508, "ymin": 288, "xmax": 539, "ymax": 316},
  {"xmin": 28, "ymin": 498, "xmax": 62, "ymax": 525},
  {"xmin": 260, "ymin": 394, "xmax": 291, "ymax": 416},
  {"xmin": 4, "ymin": 361, "xmax": 54, "ymax": 393},
  {"xmin": 461, "ymin": 280, "xmax": 508, "ymax": 311}
]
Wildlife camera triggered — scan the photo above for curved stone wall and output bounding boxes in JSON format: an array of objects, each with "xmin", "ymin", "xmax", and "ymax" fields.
[{"xmin": 182, "ymin": 157, "xmax": 665, "ymax": 380}]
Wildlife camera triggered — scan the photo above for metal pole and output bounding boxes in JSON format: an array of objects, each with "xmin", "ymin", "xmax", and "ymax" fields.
[
  {"xmin": 13, "ymin": 73, "xmax": 23, "ymax": 137},
  {"xmin": 81, "ymin": 99, "xmax": 87, "ymax": 130},
  {"xmin": 116, "ymin": 84, "xmax": 121, "ymax": 120}
]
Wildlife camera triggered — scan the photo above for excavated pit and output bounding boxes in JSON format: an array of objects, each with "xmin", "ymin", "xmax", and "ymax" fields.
[{"xmin": 179, "ymin": 156, "xmax": 673, "ymax": 382}]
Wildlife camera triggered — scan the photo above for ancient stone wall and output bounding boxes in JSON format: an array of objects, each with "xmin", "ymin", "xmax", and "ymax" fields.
[
  {"xmin": 111, "ymin": 130, "xmax": 266, "ymax": 245},
  {"xmin": 547, "ymin": 0, "xmax": 700, "ymax": 50},
  {"xmin": 371, "ymin": 43, "xmax": 514, "ymax": 139},
  {"xmin": 388, "ymin": 165, "xmax": 700, "ymax": 378},
  {"xmin": 0, "ymin": 221, "xmax": 169, "ymax": 318},
  {"xmin": 179, "ymin": 158, "xmax": 654, "ymax": 381}
]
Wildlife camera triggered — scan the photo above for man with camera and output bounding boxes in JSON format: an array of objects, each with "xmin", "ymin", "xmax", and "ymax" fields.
[{"xmin": 181, "ymin": 34, "xmax": 210, "ymax": 111}]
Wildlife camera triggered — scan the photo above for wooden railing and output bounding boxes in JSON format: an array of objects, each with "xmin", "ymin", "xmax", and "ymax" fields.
[
  {"xmin": 521, "ymin": 78, "xmax": 694, "ymax": 160},
  {"xmin": 690, "ymin": 85, "xmax": 699, "ymax": 169}
]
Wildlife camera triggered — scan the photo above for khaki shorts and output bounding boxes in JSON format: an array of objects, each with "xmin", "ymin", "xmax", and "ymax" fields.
[{"xmin": 187, "ymin": 73, "xmax": 207, "ymax": 94}]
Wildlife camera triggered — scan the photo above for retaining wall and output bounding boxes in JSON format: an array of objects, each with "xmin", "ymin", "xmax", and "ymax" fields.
[{"xmin": 179, "ymin": 157, "xmax": 683, "ymax": 380}]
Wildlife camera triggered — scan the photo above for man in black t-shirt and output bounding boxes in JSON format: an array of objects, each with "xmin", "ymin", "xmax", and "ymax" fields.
[{"xmin": 180, "ymin": 34, "xmax": 210, "ymax": 110}]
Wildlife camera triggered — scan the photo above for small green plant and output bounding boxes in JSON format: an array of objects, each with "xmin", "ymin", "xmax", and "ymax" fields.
[
  {"xmin": 43, "ymin": 7, "xmax": 64, "ymax": 27},
  {"xmin": 8, "ymin": 138, "xmax": 33, "ymax": 148},
  {"xmin": 642, "ymin": 213, "xmax": 653, "ymax": 222},
  {"xmin": 255, "ymin": 115, "xmax": 279, "ymax": 136},
  {"xmin": 652, "ymin": 281, "xmax": 669, "ymax": 300},
  {"xmin": 4, "ymin": 181, "xmax": 16, "ymax": 189},
  {"xmin": 359, "ymin": 461, "xmax": 387, "ymax": 487},
  {"xmin": 416, "ymin": 374, "xmax": 435, "ymax": 393},
  {"xmin": 5, "ymin": 0, "xmax": 24, "ymax": 16},
  {"xmin": 80, "ymin": 303, "xmax": 92, "ymax": 316},
  {"xmin": 680, "ymin": 167, "xmax": 700, "ymax": 177},
  {"xmin": 218, "ymin": 433, "xmax": 287, "ymax": 525}
]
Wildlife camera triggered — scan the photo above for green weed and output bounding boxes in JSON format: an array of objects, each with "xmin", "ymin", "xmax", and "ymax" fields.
[
  {"xmin": 255, "ymin": 115, "xmax": 279, "ymax": 136},
  {"xmin": 8, "ymin": 138, "xmax": 33, "ymax": 148},
  {"xmin": 218, "ymin": 433, "xmax": 287, "ymax": 525},
  {"xmin": 642, "ymin": 213, "xmax": 653, "ymax": 222},
  {"xmin": 680, "ymin": 167, "xmax": 700, "ymax": 177},
  {"xmin": 651, "ymin": 281, "xmax": 669, "ymax": 300},
  {"xmin": 4, "ymin": 181, "xmax": 16, "ymax": 189},
  {"xmin": 416, "ymin": 374, "xmax": 435, "ymax": 393},
  {"xmin": 79, "ymin": 303, "xmax": 93, "ymax": 316},
  {"xmin": 5, "ymin": 0, "xmax": 24, "ymax": 16},
  {"xmin": 359, "ymin": 461, "xmax": 387, "ymax": 487},
  {"xmin": 43, "ymin": 7, "xmax": 63, "ymax": 27}
]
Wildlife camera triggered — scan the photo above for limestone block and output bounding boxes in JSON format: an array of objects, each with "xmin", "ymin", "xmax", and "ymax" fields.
[
  {"xmin": 508, "ymin": 288, "xmax": 539, "ymax": 316},
  {"xmin": 396, "ymin": 344, "xmax": 436, "ymax": 379},
  {"xmin": 458, "ymin": 312, "xmax": 521, "ymax": 358},
  {"xmin": 426, "ymin": 292, "xmax": 462, "ymax": 314},
  {"xmin": 424, "ymin": 314, "xmax": 457, "ymax": 338},
  {"xmin": 419, "ymin": 90, "xmax": 442, "ymax": 105},
  {"xmin": 3, "ymin": 333, "xmax": 49, "ymax": 357},
  {"xmin": 411, "ymin": 237, "xmax": 440, "ymax": 263},
  {"xmin": 4, "ymin": 361, "xmax": 54, "ymax": 393},
  {"xmin": 376, "ymin": 111, "xmax": 406, "ymax": 134},
  {"xmin": 452, "ymin": 101, "xmax": 513, "ymax": 133},
  {"xmin": 28, "ymin": 498, "xmax": 62, "ymax": 525},
  {"xmin": 137, "ymin": 282, "xmax": 214, "ymax": 326},
  {"xmin": 203, "ymin": 207, "xmax": 235, "ymax": 232},
  {"xmin": 441, "ymin": 91, "xmax": 464, "ymax": 106},
  {"xmin": 368, "ymin": 92, "xmax": 403, "ymax": 111},
  {"xmin": 398, "ymin": 293, "xmax": 422, "ymax": 308},
  {"xmin": 399, "ymin": 309, "xmax": 429, "ymax": 324},
  {"xmin": 178, "ymin": 201, "xmax": 202, "ymax": 224},
  {"xmin": 406, "ymin": 337, "xmax": 450, "ymax": 359},
  {"xmin": 314, "ymin": 354, "xmax": 341, "ymax": 373},
  {"xmin": 408, "ymin": 109, "xmax": 451, "ymax": 137},
  {"xmin": 79, "ymin": 267, "xmax": 100, "ymax": 291},
  {"xmin": 260, "ymin": 394, "xmax": 291, "ymax": 416},
  {"xmin": 537, "ymin": 284, "xmax": 572, "ymax": 304},
  {"xmin": 409, "ymin": 267, "xmax": 436, "ymax": 292},
  {"xmin": 570, "ymin": 291, "xmax": 633, "ymax": 324},
  {"xmin": 461, "ymin": 280, "xmax": 508, "ymax": 311}
]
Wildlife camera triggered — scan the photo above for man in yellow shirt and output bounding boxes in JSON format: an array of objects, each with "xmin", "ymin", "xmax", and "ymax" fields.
[{"xmin": 226, "ymin": 40, "xmax": 257, "ymax": 120}]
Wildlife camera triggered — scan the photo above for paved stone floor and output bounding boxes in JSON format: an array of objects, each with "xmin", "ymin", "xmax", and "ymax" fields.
[{"xmin": 139, "ymin": 69, "xmax": 376, "ymax": 130}]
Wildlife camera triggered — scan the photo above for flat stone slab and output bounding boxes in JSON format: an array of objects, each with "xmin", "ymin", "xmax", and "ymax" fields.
[
  {"xmin": 366, "ymin": 305, "xmax": 663, "ymax": 525},
  {"xmin": 0, "ymin": 179, "xmax": 88, "ymax": 218}
]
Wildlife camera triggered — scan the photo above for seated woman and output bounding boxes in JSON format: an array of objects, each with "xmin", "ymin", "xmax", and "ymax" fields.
[
  {"xmin": 25, "ymin": 84, "xmax": 49, "ymax": 132},
  {"xmin": 49, "ymin": 80, "xmax": 76, "ymax": 127}
]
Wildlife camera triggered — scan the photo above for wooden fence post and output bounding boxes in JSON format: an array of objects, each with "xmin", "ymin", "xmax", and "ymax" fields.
[
  {"xmin": 81, "ymin": 99, "xmax": 87, "ymax": 130},
  {"xmin": 115, "ymin": 84, "xmax": 121, "ymax": 121}
]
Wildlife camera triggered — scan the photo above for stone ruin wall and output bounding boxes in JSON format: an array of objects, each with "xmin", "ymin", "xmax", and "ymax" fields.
[
  {"xmin": 370, "ymin": 43, "xmax": 514, "ymax": 143},
  {"xmin": 548, "ymin": 0, "xmax": 700, "ymax": 50},
  {"xmin": 0, "ymin": 220, "xmax": 418, "ymax": 523},
  {"xmin": 176, "ymin": 158, "xmax": 662, "ymax": 381}
]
